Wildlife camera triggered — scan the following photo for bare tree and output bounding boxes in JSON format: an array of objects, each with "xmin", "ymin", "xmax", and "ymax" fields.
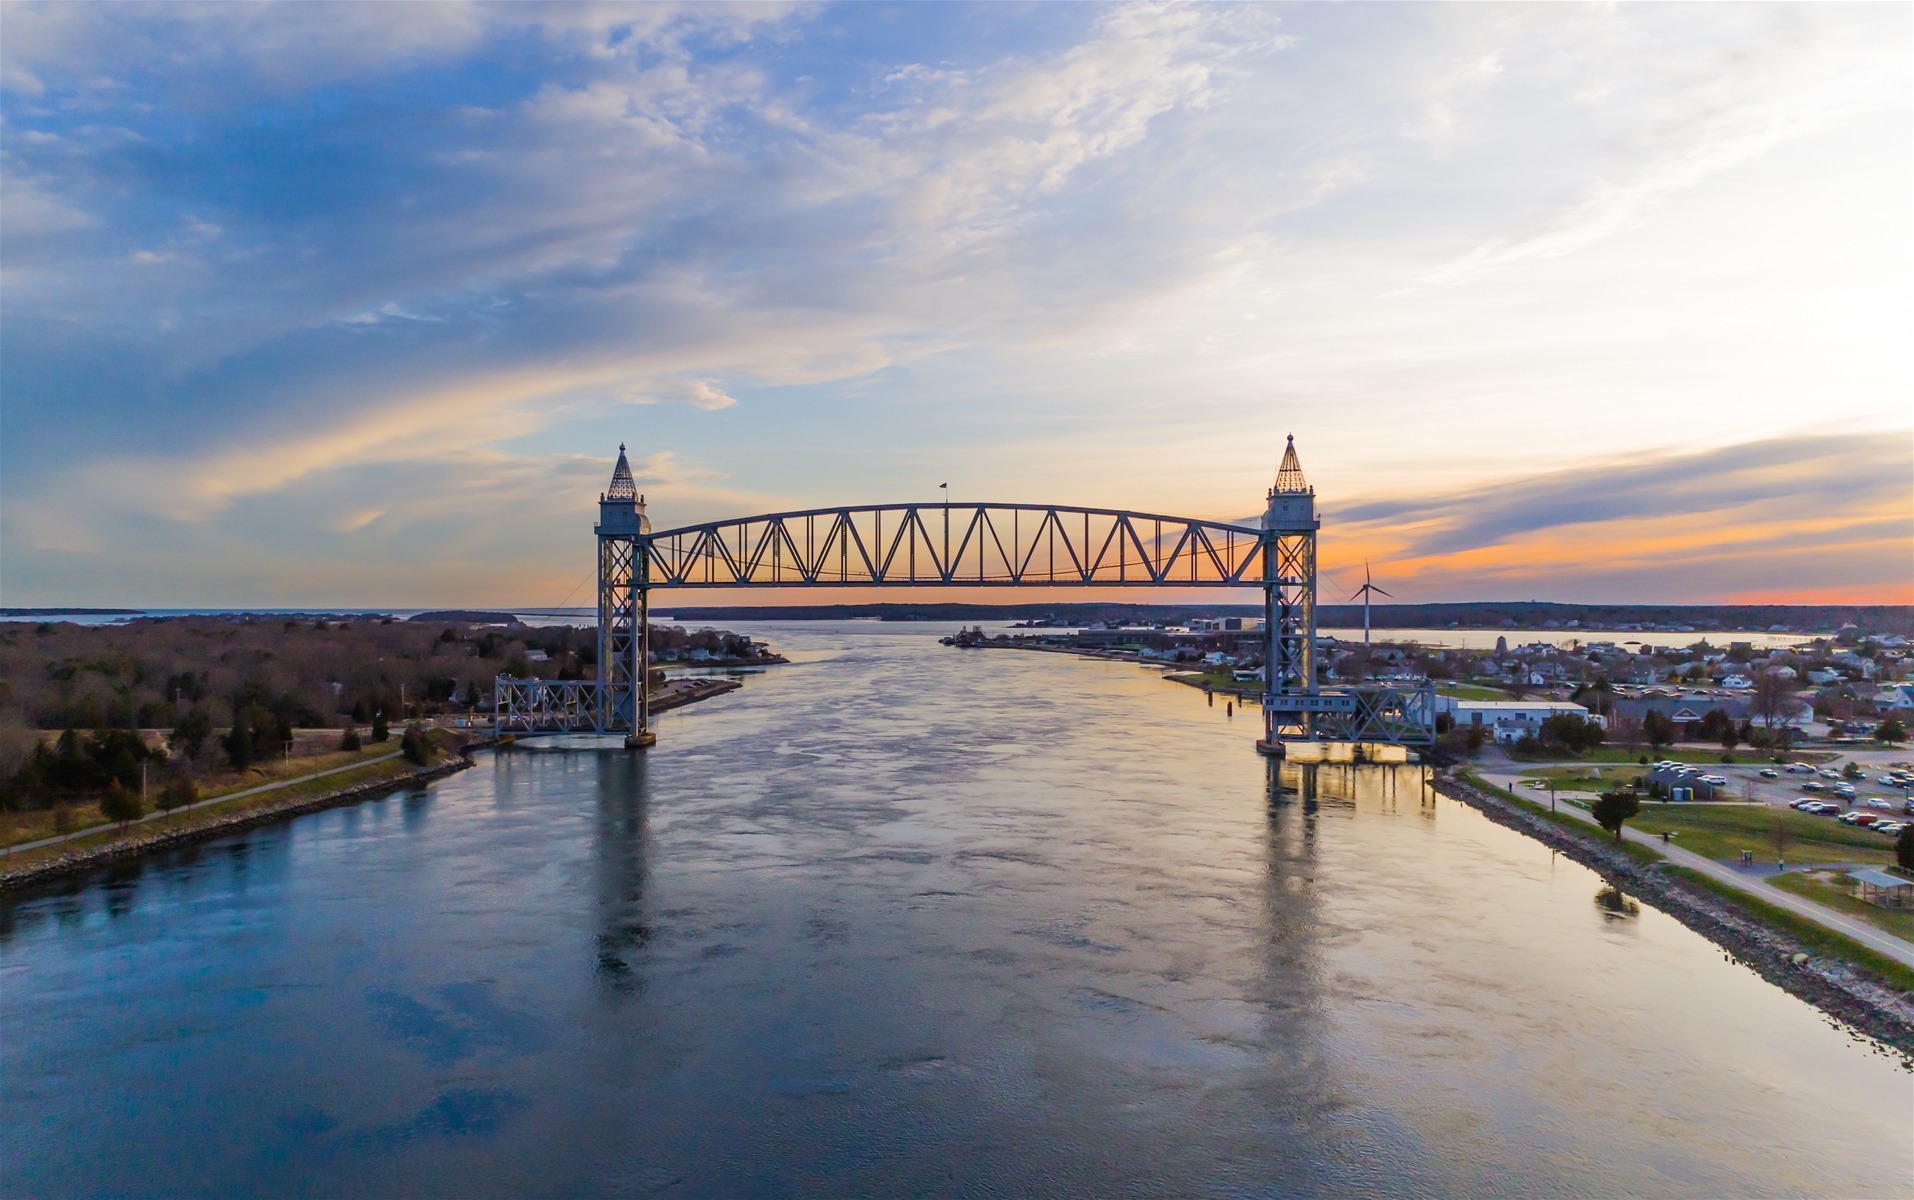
[
  {"xmin": 1770, "ymin": 812, "xmax": 1793, "ymax": 864},
  {"xmin": 1750, "ymin": 671, "xmax": 1806, "ymax": 730}
]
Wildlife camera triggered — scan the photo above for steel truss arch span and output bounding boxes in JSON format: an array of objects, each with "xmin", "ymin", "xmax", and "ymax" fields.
[{"xmin": 643, "ymin": 503, "xmax": 1271, "ymax": 589}]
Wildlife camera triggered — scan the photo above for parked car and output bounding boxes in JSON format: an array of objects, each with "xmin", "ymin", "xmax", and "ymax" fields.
[
  {"xmin": 1866, "ymin": 798, "xmax": 1895, "ymax": 811},
  {"xmin": 1701, "ymin": 775, "xmax": 1729, "ymax": 787},
  {"xmin": 1785, "ymin": 764, "xmax": 1812, "ymax": 774},
  {"xmin": 1904, "ymin": 798, "xmax": 1914, "ymax": 815},
  {"xmin": 1802, "ymin": 782, "xmax": 1825, "ymax": 792},
  {"xmin": 1818, "ymin": 768, "xmax": 1842, "ymax": 780},
  {"xmin": 1876, "ymin": 822, "xmax": 1907, "ymax": 837},
  {"xmin": 1760, "ymin": 769, "xmax": 1780, "ymax": 780},
  {"xmin": 1879, "ymin": 775, "xmax": 1901, "ymax": 786},
  {"xmin": 1788, "ymin": 798, "xmax": 1813, "ymax": 810},
  {"xmin": 1807, "ymin": 802, "xmax": 1840, "ymax": 815},
  {"xmin": 1836, "ymin": 784, "xmax": 1858, "ymax": 799}
]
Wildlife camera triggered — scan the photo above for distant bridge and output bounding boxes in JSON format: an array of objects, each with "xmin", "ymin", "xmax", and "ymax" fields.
[{"xmin": 495, "ymin": 439, "xmax": 1435, "ymax": 754}]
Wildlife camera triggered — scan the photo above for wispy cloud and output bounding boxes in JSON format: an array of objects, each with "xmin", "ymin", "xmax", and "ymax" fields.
[
  {"xmin": 1, "ymin": 3, "xmax": 1905, "ymax": 605},
  {"xmin": 1325, "ymin": 434, "xmax": 1913, "ymax": 604}
]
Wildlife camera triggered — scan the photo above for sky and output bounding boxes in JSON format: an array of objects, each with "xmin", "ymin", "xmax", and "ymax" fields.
[{"xmin": 2, "ymin": 2, "xmax": 1909, "ymax": 609}]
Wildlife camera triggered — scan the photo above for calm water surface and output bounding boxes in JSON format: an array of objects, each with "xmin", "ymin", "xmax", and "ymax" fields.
[{"xmin": 2, "ymin": 624, "xmax": 1907, "ymax": 1197}]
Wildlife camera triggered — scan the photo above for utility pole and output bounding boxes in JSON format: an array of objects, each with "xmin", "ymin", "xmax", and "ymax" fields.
[{"xmin": 142, "ymin": 761, "xmax": 148, "ymax": 807}]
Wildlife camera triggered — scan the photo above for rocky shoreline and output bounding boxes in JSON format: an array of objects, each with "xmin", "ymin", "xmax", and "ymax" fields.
[
  {"xmin": 0, "ymin": 751, "xmax": 478, "ymax": 894},
  {"xmin": 1433, "ymin": 770, "xmax": 1914, "ymax": 1057}
]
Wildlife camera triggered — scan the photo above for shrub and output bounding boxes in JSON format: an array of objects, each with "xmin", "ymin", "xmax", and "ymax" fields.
[
  {"xmin": 1879, "ymin": 718, "xmax": 1907, "ymax": 744},
  {"xmin": 1899, "ymin": 824, "xmax": 1914, "ymax": 872},
  {"xmin": 339, "ymin": 725, "xmax": 362, "ymax": 752},
  {"xmin": 371, "ymin": 711, "xmax": 390, "ymax": 743}
]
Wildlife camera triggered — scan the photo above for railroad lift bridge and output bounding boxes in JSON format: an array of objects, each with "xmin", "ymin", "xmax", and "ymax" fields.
[{"xmin": 495, "ymin": 437, "xmax": 1436, "ymax": 756}]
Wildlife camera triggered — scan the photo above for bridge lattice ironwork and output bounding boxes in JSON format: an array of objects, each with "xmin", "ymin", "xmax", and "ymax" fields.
[{"xmin": 643, "ymin": 504, "xmax": 1268, "ymax": 589}]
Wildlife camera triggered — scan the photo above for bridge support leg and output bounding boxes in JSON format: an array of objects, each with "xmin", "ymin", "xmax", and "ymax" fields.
[{"xmin": 626, "ymin": 583, "xmax": 653, "ymax": 750}]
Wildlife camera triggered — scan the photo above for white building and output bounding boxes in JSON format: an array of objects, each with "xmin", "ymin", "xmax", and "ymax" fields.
[{"xmin": 1438, "ymin": 698, "xmax": 1592, "ymax": 737}]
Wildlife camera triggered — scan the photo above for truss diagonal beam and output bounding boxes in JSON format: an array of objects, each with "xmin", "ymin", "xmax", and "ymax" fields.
[{"xmin": 643, "ymin": 503, "xmax": 1266, "ymax": 588}]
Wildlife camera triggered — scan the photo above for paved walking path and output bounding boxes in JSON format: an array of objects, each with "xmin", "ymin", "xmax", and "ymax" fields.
[
  {"xmin": 1476, "ymin": 767, "xmax": 1914, "ymax": 970},
  {"xmin": 5, "ymin": 752, "xmax": 406, "ymax": 857}
]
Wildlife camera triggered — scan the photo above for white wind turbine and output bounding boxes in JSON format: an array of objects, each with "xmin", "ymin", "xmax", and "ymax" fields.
[{"xmin": 1349, "ymin": 561, "xmax": 1392, "ymax": 647}]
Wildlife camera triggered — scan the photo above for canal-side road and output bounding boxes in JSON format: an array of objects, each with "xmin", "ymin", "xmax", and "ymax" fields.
[{"xmin": 1475, "ymin": 765, "xmax": 1914, "ymax": 970}]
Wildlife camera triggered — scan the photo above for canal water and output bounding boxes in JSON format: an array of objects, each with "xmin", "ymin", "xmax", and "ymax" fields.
[{"xmin": 2, "ymin": 624, "xmax": 1907, "ymax": 1197}]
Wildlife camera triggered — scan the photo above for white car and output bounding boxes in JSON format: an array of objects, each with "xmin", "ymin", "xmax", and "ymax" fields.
[
  {"xmin": 1818, "ymin": 768, "xmax": 1842, "ymax": 780},
  {"xmin": 1866, "ymin": 798, "xmax": 1895, "ymax": 811},
  {"xmin": 1701, "ymin": 774, "xmax": 1728, "ymax": 787},
  {"xmin": 1785, "ymin": 764, "xmax": 1812, "ymax": 774},
  {"xmin": 1836, "ymin": 784, "xmax": 1858, "ymax": 799}
]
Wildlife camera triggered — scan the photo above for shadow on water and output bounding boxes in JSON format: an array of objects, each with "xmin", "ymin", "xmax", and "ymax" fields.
[{"xmin": 593, "ymin": 750, "xmax": 652, "ymax": 997}]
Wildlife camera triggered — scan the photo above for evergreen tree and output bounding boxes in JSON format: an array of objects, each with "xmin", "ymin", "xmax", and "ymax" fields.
[
  {"xmin": 100, "ymin": 779, "xmax": 144, "ymax": 829},
  {"xmin": 225, "ymin": 720, "xmax": 254, "ymax": 769},
  {"xmin": 339, "ymin": 725, "xmax": 362, "ymax": 752},
  {"xmin": 171, "ymin": 709, "xmax": 213, "ymax": 759},
  {"xmin": 156, "ymin": 776, "xmax": 198, "ymax": 821},
  {"xmin": 1591, "ymin": 790, "xmax": 1640, "ymax": 841},
  {"xmin": 372, "ymin": 710, "xmax": 390, "ymax": 743}
]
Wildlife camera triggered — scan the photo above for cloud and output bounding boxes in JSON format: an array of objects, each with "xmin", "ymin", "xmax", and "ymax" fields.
[
  {"xmin": 1322, "ymin": 433, "xmax": 1913, "ymax": 604},
  {"xmin": 0, "ymin": 3, "xmax": 1906, "ymax": 606},
  {"xmin": 624, "ymin": 378, "xmax": 737, "ymax": 411}
]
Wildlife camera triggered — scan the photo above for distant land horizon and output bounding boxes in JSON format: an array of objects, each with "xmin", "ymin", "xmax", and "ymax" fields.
[{"xmin": 7, "ymin": 601, "xmax": 1909, "ymax": 635}]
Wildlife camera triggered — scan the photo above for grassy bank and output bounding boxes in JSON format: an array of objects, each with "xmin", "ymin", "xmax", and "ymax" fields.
[
  {"xmin": 1770, "ymin": 870, "xmax": 1914, "ymax": 942},
  {"xmin": 1624, "ymin": 802, "xmax": 1896, "ymax": 865},
  {"xmin": 0, "ymin": 740, "xmax": 409, "ymax": 848},
  {"xmin": 1663, "ymin": 866, "xmax": 1914, "ymax": 995},
  {"xmin": 1458, "ymin": 771, "xmax": 1664, "ymax": 867},
  {"xmin": 1, "ymin": 730, "xmax": 464, "ymax": 862}
]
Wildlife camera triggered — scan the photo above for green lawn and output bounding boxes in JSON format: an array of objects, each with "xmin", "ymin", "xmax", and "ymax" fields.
[
  {"xmin": 1770, "ymin": 869, "xmax": 1914, "ymax": 942},
  {"xmin": 1508, "ymin": 746, "xmax": 1787, "ymax": 766},
  {"xmin": 1662, "ymin": 866, "xmax": 1914, "ymax": 995},
  {"xmin": 1458, "ymin": 771, "xmax": 1663, "ymax": 867},
  {"xmin": 1625, "ymin": 803, "xmax": 1896, "ymax": 865},
  {"xmin": 1164, "ymin": 669, "xmax": 1248, "ymax": 691},
  {"xmin": 1437, "ymin": 683, "xmax": 1513, "ymax": 701},
  {"xmin": 1518, "ymin": 766, "xmax": 1646, "ymax": 789}
]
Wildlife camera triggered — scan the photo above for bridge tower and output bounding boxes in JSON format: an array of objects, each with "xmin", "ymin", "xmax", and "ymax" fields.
[
  {"xmin": 597, "ymin": 445, "xmax": 654, "ymax": 748},
  {"xmin": 1260, "ymin": 435, "xmax": 1319, "ymax": 753}
]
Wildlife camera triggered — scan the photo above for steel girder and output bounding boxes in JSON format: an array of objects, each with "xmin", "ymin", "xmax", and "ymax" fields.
[
  {"xmin": 495, "ymin": 678, "xmax": 607, "ymax": 733},
  {"xmin": 643, "ymin": 504, "xmax": 1268, "ymax": 588}
]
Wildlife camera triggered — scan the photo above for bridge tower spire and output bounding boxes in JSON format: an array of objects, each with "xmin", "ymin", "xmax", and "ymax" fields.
[
  {"xmin": 1259, "ymin": 434, "xmax": 1320, "ymax": 754},
  {"xmin": 598, "ymin": 443, "xmax": 653, "ymax": 748}
]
